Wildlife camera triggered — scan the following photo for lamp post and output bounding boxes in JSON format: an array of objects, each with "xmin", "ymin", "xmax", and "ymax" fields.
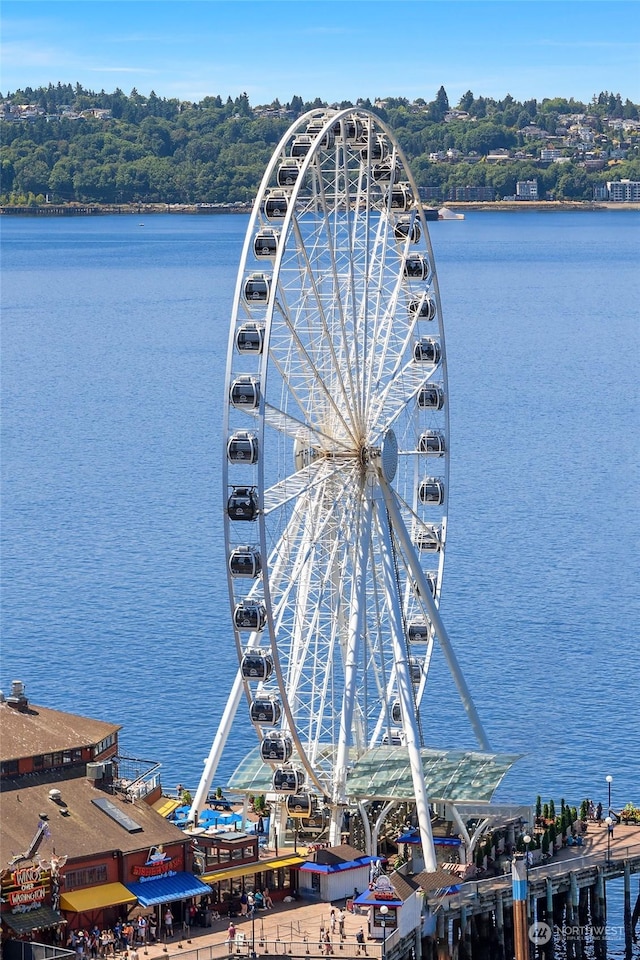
[
  {"xmin": 522, "ymin": 832, "xmax": 532, "ymax": 958},
  {"xmin": 606, "ymin": 774, "xmax": 613, "ymax": 818},
  {"xmin": 248, "ymin": 894, "xmax": 256, "ymax": 959},
  {"xmin": 523, "ymin": 833, "xmax": 532, "ymax": 903},
  {"xmin": 605, "ymin": 817, "xmax": 613, "ymax": 861},
  {"xmin": 379, "ymin": 905, "xmax": 388, "ymax": 960}
]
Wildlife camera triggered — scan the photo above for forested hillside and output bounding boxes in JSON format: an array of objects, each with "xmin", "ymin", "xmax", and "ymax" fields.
[{"xmin": 1, "ymin": 83, "xmax": 639, "ymax": 205}]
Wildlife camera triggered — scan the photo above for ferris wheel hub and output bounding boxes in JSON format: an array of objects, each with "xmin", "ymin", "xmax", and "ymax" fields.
[{"xmin": 380, "ymin": 430, "xmax": 398, "ymax": 482}]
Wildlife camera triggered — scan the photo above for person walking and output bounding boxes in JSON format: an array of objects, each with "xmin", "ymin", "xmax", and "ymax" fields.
[
  {"xmin": 338, "ymin": 909, "xmax": 346, "ymax": 940},
  {"xmin": 164, "ymin": 908, "xmax": 174, "ymax": 939},
  {"xmin": 356, "ymin": 927, "xmax": 367, "ymax": 955},
  {"xmin": 227, "ymin": 922, "xmax": 236, "ymax": 955}
]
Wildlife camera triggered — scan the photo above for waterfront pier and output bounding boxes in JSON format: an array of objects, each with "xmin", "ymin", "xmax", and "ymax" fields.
[{"xmin": 424, "ymin": 825, "xmax": 640, "ymax": 959}]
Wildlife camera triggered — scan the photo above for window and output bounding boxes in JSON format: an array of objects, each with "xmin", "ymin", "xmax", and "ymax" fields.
[
  {"xmin": 93, "ymin": 734, "xmax": 116, "ymax": 757},
  {"xmin": 65, "ymin": 865, "xmax": 108, "ymax": 890},
  {"xmin": 33, "ymin": 755, "xmax": 45, "ymax": 769},
  {"xmin": 1, "ymin": 759, "xmax": 19, "ymax": 776}
]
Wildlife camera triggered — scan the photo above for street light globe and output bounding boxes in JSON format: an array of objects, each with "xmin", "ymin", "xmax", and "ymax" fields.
[
  {"xmin": 379, "ymin": 905, "xmax": 389, "ymax": 916},
  {"xmin": 523, "ymin": 834, "xmax": 532, "ymax": 845},
  {"xmin": 605, "ymin": 816, "xmax": 613, "ymax": 826},
  {"xmin": 606, "ymin": 775, "xmax": 613, "ymax": 784}
]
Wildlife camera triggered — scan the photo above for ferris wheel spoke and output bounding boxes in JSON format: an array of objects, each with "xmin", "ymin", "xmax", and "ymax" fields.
[
  {"xmin": 369, "ymin": 360, "xmax": 439, "ymax": 440},
  {"xmin": 267, "ymin": 303, "xmax": 360, "ymax": 446},
  {"xmin": 262, "ymin": 459, "xmax": 346, "ymax": 516},
  {"xmin": 242, "ymin": 400, "xmax": 352, "ymax": 454},
  {"xmin": 286, "ymin": 189, "xmax": 365, "ymax": 430}
]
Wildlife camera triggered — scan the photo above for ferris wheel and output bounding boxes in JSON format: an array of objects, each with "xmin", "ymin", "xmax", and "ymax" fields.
[{"xmin": 193, "ymin": 108, "xmax": 488, "ymax": 870}]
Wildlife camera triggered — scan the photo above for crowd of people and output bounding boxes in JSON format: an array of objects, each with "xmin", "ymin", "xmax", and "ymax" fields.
[{"xmin": 65, "ymin": 915, "xmax": 160, "ymax": 959}]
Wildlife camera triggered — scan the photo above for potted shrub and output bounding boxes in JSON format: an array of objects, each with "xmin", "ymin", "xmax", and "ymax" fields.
[{"xmin": 542, "ymin": 831, "xmax": 550, "ymax": 856}]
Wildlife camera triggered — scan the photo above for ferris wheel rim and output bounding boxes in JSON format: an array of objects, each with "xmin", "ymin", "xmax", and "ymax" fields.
[{"xmin": 223, "ymin": 107, "xmax": 452, "ymax": 807}]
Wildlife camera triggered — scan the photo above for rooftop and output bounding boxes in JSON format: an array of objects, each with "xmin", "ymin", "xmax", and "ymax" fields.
[
  {"xmin": 0, "ymin": 700, "xmax": 120, "ymax": 761},
  {"xmin": 0, "ymin": 767, "xmax": 187, "ymax": 865},
  {"xmin": 228, "ymin": 745, "xmax": 519, "ymax": 803}
]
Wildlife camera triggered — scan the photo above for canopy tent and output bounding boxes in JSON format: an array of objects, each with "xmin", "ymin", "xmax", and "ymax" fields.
[
  {"xmin": 2, "ymin": 906, "xmax": 66, "ymax": 934},
  {"xmin": 228, "ymin": 746, "xmax": 520, "ymax": 802},
  {"xmin": 124, "ymin": 873, "xmax": 211, "ymax": 908},
  {"xmin": 61, "ymin": 882, "xmax": 138, "ymax": 913}
]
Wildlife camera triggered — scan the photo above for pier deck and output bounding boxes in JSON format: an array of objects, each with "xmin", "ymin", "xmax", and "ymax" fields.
[
  {"xmin": 117, "ymin": 825, "xmax": 640, "ymax": 960},
  {"xmin": 431, "ymin": 823, "xmax": 640, "ymax": 920}
]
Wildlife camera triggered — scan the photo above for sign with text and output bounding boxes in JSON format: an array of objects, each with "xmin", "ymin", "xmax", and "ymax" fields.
[{"xmin": 1, "ymin": 865, "xmax": 51, "ymax": 913}]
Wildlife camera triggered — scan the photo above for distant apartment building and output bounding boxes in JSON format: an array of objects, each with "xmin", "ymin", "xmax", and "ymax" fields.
[
  {"xmin": 593, "ymin": 184, "xmax": 608, "ymax": 201},
  {"xmin": 540, "ymin": 148, "xmax": 562, "ymax": 162},
  {"xmin": 521, "ymin": 125, "xmax": 546, "ymax": 139},
  {"xmin": 419, "ymin": 186, "xmax": 444, "ymax": 201},
  {"xmin": 516, "ymin": 180, "xmax": 539, "ymax": 200},
  {"xmin": 447, "ymin": 186, "xmax": 496, "ymax": 202},
  {"xmin": 607, "ymin": 179, "xmax": 640, "ymax": 201},
  {"xmin": 486, "ymin": 149, "xmax": 511, "ymax": 163}
]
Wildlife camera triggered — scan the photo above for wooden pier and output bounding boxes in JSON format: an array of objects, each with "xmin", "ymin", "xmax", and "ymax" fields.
[{"xmin": 425, "ymin": 825, "xmax": 640, "ymax": 959}]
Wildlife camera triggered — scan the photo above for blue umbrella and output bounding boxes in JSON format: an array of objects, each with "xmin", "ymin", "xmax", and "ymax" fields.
[
  {"xmin": 198, "ymin": 810, "xmax": 223, "ymax": 826},
  {"xmin": 218, "ymin": 812, "xmax": 243, "ymax": 826}
]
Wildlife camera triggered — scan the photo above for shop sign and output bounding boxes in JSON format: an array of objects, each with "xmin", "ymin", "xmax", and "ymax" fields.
[
  {"xmin": 131, "ymin": 846, "xmax": 175, "ymax": 881},
  {"xmin": 372, "ymin": 876, "xmax": 396, "ymax": 901},
  {"xmin": 2, "ymin": 865, "xmax": 50, "ymax": 913}
]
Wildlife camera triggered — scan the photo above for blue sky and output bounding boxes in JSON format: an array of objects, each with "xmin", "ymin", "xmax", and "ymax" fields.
[{"xmin": 1, "ymin": 1, "xmax": 638, "ymax": 106}]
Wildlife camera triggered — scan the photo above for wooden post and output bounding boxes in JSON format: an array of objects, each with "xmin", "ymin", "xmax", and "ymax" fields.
[
  {"xmin": 540, "ymin": 877, "xmax": 555, "ymax": 960},
  {"xmin": 495, "ymin": 894, "xmax": 505, "ymax": 959},
  {"xmin": 624, "ymin": 861, "xmax": 633, "ymax": 955},
  {"xmin": 436, "ymin": 912, "xmax": 449, "ymax": 960},
  {"xmin": 593, "ymin": 868, "xmax": 607, "ymax": 960},
  {"xmin": 512, "ymin": 854, "xmax": 529, "ymax": 960},
  {"xmin": 564, "ymin": 885, "xmax": 575, "ymax": 960}
]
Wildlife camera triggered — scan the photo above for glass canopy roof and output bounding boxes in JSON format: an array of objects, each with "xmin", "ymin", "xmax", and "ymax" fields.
[{"xmin": 228, "ymin": 746, "xmax": 520, "ymax": 802}]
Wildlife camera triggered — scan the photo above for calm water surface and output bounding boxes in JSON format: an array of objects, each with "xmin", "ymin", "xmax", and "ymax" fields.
[{"xmin": 2, "ymin": 211, "xmax": 638, "ymax": 954}]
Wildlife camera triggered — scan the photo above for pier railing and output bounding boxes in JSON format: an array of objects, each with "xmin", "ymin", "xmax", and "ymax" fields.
[
  {"xmin": 429, "ymin": 840, "xmax": 640, "ymax": 916},
  {"xmin": 153, "ymin": 937, "xmax": 389, "ymax": 960}
]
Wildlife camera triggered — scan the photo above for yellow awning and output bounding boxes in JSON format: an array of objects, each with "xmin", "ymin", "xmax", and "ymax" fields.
[
  {"xmin": 60, "ymin": 882, "xmax": 138, "ymax": 913},
  {"xmin": 201, "ymin": 854, "xmax": 303, "ymax": 885},
  {"xmin": 152, "ymin": 797, "xmax": 181, "ymax": 818}
]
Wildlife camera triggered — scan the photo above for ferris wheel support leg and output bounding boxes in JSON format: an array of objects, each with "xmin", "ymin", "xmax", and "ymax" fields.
[
  {"xmin": 372, "ymin": 800, "xmax": 400, "ymax": 859},
  {"xmin": 373, "ymin": 494, "xmax": 437, "ymax": 873},
  {"xmin": 357, "ymin": 800, "xmax": 373, "ymax": 856},
  {"xmin": 379, "ymin": 480, "xmax": 491, "ymax": 753},
  {"xmin": 333, "ymin": 497, "xmax": 374, "ymax": 838},
  {"xmin": 189, "ymin": 669, "xmax": 244, "ymax": 822}
]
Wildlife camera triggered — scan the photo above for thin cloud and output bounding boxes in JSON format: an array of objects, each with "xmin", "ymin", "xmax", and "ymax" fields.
[{"xmin": 91, "ymin": 66, "xmax": 158, "ymax": 74}]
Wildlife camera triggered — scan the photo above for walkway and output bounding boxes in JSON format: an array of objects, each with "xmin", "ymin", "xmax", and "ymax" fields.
[{"xmin": 127, "ymin": 899, "xmax": 384, "ymax": 960}]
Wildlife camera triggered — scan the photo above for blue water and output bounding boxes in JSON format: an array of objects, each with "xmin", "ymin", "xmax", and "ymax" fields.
[{"xmin": 2, "ymin": 211, "xmax": 639, "ymax": 954}]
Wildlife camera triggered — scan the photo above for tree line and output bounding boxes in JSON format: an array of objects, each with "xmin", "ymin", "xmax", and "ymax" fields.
[{"xmin": 1, "ymin": 83, "xmax": 638, "ymax": 206}]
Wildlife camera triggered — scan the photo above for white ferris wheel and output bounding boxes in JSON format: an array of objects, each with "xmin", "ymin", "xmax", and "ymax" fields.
[{"xmin": 192, "ymin": 108, "xmax": 489, "ymax": 871}]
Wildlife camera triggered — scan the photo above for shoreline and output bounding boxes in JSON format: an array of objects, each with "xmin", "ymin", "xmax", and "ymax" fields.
[
  {"xmin": 443, "ymin": 200, "xmax": 640, "ymax": 212},
  {"xmin": 1, "ymin": 200, "xmax": 639, "ymax": 217}
]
